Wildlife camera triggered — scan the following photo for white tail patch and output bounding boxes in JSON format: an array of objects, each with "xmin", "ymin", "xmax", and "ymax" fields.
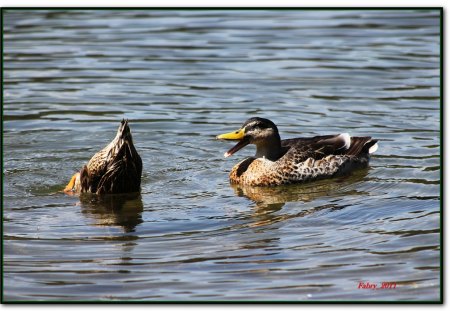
[
  {"xmin": 338, "ymin": 133, "xmax": 351, "ymax": 150},
  {"xmin": 368, "ymin": 142, "xmax": 379, "ymax": 154}
]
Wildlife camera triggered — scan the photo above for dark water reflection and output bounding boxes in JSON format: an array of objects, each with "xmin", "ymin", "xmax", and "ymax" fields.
[
  {"xmin": 79, "ymin": 193, "xmax": 144, "ymax": 233},
  {"xmin": 3, "ymin": 9, "xmax": 440, "ymax": 301}
]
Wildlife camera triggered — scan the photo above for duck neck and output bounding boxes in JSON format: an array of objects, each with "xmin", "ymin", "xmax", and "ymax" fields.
[{"xmin": 255, "ymin": 135, "xmax": 282, "ymax": 161}]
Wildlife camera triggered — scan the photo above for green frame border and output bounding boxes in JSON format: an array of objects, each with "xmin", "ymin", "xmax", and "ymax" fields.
[{"xmin": 1, "ymin": 6, "xmax": 444, "ymax": 304}]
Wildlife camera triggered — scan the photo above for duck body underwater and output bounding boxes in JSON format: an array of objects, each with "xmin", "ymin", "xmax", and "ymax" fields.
[
  {"xmin": 217, "ymin": 117, "xmax": 378, "ymax": 187},
  {"xmin": 64, "ymin": 119, "xmax": 142, "ymax": 194}
]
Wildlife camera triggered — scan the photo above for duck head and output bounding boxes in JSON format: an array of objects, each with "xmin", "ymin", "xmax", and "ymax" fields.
[{"xmin": 217, "ymin": 117, "xmax": 282, "ymax": 160}]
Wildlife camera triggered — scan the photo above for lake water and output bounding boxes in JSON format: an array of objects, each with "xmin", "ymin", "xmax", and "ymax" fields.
[{"xmin": 3, "ymin": 9, "xmax": 441, "ymax": 301}]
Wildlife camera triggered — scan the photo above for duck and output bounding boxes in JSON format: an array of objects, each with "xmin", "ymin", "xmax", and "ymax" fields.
[
  {"xmin": 217, "ymin": 117, "xmax": 378, "ymax": 186},
  {"xmin": 64, "ymin": 119, "xmax": 142, "ymax": 194}
]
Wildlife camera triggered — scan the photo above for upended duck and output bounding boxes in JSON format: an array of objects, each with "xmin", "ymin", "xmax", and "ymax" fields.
[
  {"xmin": 217, "ymin": 117, "xmax": 378, "ymax": 186},
  {"xmin": 64, "ymin": 119, "xmax": 142, "ymax": 194}
]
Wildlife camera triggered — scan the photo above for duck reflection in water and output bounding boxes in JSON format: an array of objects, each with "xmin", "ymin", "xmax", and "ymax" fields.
[
  {"xmin": 231, "ymin": 169, "xmax": 370, "ymax": 228},
  {"xmin": 79, "ymin": 192, "xmax": 143, "ymax": 233}
]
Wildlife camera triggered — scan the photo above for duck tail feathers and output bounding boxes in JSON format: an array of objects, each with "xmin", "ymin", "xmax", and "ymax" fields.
[
  {"xmin": 367, "ymin": 140, "xmax": 379, "ymax": 154},
  {"xmin": 346, "ymin": 137, "xmax": 378, "ymax": 156}
]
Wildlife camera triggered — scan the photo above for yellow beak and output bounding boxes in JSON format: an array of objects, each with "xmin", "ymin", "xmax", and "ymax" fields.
[
  {"xmin": 216, "ymin": 128, "xmax": 245, "ymax": 140},
  {"xmin": 217, "ymin": 128, "xmax": 250, "ymax": 158}
]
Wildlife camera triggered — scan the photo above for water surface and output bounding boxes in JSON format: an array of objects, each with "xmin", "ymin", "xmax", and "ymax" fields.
[{"xmin": 3, "ymin": 9, "xmax": 441, "ymax": 301}]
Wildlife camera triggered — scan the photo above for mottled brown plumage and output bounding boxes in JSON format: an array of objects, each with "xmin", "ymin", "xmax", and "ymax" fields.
[
  {"xmin": 217, "ymin": 117, "xmax": 378, "ymax": 186},
  {"xmin": 64, "ymin": 119, "xmax": 142, "ymax": 194}
]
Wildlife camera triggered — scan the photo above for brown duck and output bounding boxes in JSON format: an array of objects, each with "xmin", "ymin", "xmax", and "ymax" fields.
[
  {"xmin": 64, "ymin": 119, "xmax": 142, "ymax": 194},
  {"xmin": 217, "ymin": 117, "xmax": 378, "ymax": 186}
]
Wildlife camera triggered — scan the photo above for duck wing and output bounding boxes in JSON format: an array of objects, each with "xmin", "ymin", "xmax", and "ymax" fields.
[{"xmin": 280, "ymin": 134, "xmax": 377, "ymax": 162}]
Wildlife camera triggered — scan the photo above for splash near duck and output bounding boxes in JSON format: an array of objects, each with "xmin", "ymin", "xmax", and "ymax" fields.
[
  {"xmin": 64, "ymin": 119, "xmax": 142, "ymax": 194},
  {"xmin": 217, "ymin": 117, "xmax": 378, "ymax": 186}
]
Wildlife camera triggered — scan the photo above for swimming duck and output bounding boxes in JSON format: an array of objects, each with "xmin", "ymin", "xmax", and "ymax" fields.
[
  {"xmin": 64, "ymin": 119, "xmax": 142, "ymax": 194},
  {"xmin": 217, "ymin": 117, "xmax": 378, "ymax": 186}
]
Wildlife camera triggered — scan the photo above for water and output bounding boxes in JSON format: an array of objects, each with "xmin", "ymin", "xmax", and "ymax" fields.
[{"xmin": 3, "ymin": 9, "xmax": 441, "ymax": 301}]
